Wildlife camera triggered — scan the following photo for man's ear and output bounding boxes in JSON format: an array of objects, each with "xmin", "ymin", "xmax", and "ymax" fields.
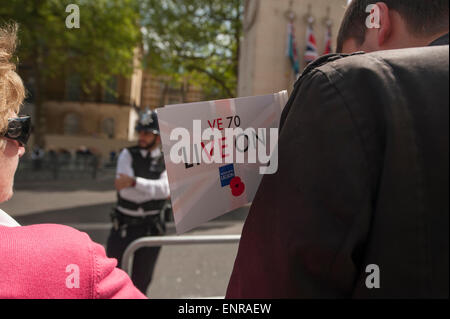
[{"xmin": 376, "ymin": 2, "xmax": 392, "ymax": 47}]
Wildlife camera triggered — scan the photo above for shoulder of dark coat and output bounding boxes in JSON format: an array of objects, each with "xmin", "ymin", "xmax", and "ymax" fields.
[
  {"xmin": 295, "ymin": 46, "xmax": 449, "ymax": 88},
  {"xmin": 298, "ymin": 52, "xmax": 365, "ymax": 80}
]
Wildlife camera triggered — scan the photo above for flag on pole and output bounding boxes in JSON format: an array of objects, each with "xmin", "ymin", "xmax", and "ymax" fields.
[
  {"xmin": 323, "ymin": 25, "xmax": 333, "ymax": 55},
  {"xmin": 304, "ymin": 24, "xmax": 318, "ymax": 64},
  {"xmin": 287, "ymin": 22, "xmax": 300, "ymax": 77}
]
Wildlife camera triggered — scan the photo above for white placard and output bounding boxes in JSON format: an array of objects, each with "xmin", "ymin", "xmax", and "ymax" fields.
[{"xmin": 158, "ymin": 91, "xmax": 288, "ymax": 234}]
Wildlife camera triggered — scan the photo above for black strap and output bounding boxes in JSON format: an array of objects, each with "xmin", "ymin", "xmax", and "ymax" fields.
[
  {"xmin": 118, "ymin": 197, "xmax": 166, "ymax": 211},
  {"xmin": 112, "ymin": 209, "xmax": 166, "ymax": 235}
]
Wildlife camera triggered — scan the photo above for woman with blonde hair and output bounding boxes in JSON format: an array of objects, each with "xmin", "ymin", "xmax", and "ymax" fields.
[{"xmin": 0, "ymin": 24, "xmax": 146, "ymax": 299}]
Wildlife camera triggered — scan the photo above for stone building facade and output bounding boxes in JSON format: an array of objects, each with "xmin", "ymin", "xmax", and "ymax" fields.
[
  {"xmin": 141, "ymin": 73, "xmax": 203, "ymax": 108},
  {"xmin": 239, "ymin": 0, "xmax": 347, "ymax": 97},
  {"xmin": 20, "ymin": 51, "xmax": 203, "ymax": 159}
]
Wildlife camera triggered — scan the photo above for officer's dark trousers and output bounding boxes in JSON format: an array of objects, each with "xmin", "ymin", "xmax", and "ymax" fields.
[{"xmin": 106, "ymin": 222, "xmax": 161, "ymax": 295}]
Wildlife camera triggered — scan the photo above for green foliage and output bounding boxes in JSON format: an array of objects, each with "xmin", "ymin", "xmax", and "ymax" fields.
[
  {"xmin": 0, "ymin": 0, "xmax": 141, "ymax": 92},
  {"xmin": 1, "ymin": 0, "xmax": 243, "ymax": 100},
  {"xmin": 1, "ymin": 0, "xmax": 141, "ymax": 145},
  {"xmin": 1, "ymin": 0, "xmax": 243, "ymax": 102},
  {"xmin": 141, "ymin": 0, "xmax": 243, "ymax": 99}
]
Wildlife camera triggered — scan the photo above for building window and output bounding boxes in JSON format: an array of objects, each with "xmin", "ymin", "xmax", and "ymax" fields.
[
  {"xmin": 168, "ymin": 96, "xmax": 181, "ymax": 105},
  {"xmin": 102, "ymin": 118, "xmax": 115, "ymax": 139},
  {"xmin": 103, "ymin": 77, "xmax": 118, "ymax": 104},
  {"xmin": 64, "ymin": 113, "xmax": 81, "ymax": 135},
  {"xmin": 66, "ymin": 74, "xmax": 82, "ymax": 101}
]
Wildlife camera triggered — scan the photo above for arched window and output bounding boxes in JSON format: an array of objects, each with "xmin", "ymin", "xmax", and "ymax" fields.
[
  {"xmin": 64, "ymin": 113, "xmax": 81, "ymax": 135},
  {"xmin": 102, "ymin": 118, "xmax": 115, "ymax": 139}
]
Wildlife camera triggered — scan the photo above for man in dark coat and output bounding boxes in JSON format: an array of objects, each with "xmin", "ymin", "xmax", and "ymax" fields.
[{"xmin": 227, "ymin": 0, "xmax": 449, "ymax": 298}]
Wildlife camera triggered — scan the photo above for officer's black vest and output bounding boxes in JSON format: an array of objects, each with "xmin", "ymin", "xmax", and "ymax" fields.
[{"xmin": 117, "ymin": 146, "xmax": 167, "ymax": 212}]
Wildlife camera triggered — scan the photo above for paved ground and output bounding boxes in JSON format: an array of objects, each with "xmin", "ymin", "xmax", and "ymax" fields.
[{"xmin": 1, "ymin": 175, "xmax": 249, "ymax": 298}]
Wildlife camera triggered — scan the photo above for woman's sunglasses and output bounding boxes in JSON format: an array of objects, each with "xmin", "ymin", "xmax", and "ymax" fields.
[{"xmin": 2, "ymin": 116, "xmax": 31, "ymax": 146}]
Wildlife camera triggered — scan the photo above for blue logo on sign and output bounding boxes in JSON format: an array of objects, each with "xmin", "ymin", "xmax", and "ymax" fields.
[{"xmin": 219, "ymin": 164, "xmax": 235, "ymax": 187}]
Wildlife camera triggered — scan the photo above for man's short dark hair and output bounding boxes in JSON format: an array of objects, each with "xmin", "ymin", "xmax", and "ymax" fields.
[{"xmin": 337, "ymin": 0, "xmax": 449, "ymax": 52}]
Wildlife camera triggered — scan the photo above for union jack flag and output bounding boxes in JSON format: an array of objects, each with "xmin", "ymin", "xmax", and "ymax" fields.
[
  {"xmin": 323, "ymin": 25, "xmax": 333, "ymax": 55},
  {"xmin": 304, "ymin": 24, "xmax": 319, "ymax": 64}
]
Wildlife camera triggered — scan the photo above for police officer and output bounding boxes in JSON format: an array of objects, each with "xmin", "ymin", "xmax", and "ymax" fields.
[{"xmin": 106, "ymin": 108, "xmax": 170, "ymax": 295}]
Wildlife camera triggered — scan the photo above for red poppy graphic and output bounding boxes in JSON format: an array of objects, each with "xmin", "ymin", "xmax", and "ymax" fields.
[{"xmin": 230, "ymin": 176, "xmax": 245, "ymax": 197}]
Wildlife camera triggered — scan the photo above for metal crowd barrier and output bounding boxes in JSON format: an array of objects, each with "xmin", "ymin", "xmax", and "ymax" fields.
[
  {"xmin": 121, "ymin": 235, "xmax": 241, "ymax": 277},
  {"xmin": 16, "ymin": 154, "xmax": 102, "ymax": 181}
]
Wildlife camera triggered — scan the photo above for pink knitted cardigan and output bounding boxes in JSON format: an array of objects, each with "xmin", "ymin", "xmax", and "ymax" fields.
[{"xmin": 0, "ymin": 223, "xmax": 147, "ymax": 299}]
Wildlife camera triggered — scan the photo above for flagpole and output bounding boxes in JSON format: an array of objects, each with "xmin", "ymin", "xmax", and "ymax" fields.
[
  {"xmin": 322, "ymin": 6, "xmax": 334, "ymax": 55},
  {"xmin": 285, "ymin": 0, "xmax": 299, "ymax": 81},
  {"xmin": 304, "ymin": 4, "xmax": 319, "ymax": 66},
  {"xmin": 303, "ymin": 4, "xmax": 315, "ymax": 26}
]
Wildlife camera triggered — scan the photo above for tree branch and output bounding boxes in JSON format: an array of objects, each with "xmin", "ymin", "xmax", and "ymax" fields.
[{"xmin": 187, "ymin": 65, "xmax": 234, "ymax": 98}]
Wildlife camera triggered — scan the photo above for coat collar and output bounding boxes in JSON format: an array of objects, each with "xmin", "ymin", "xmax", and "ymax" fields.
[
  {"xmin": 0, "ymin": 208, "xmax": 21, "ymax": 227},
  {"xmin": 429, "ymin": 33, "xmax": 449, "ymax": 46}
]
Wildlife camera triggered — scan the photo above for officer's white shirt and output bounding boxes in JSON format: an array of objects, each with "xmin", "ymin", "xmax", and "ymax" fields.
[{"xmin": 116, "ymin": 147, "xmax": 170, "ymax": 217}]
